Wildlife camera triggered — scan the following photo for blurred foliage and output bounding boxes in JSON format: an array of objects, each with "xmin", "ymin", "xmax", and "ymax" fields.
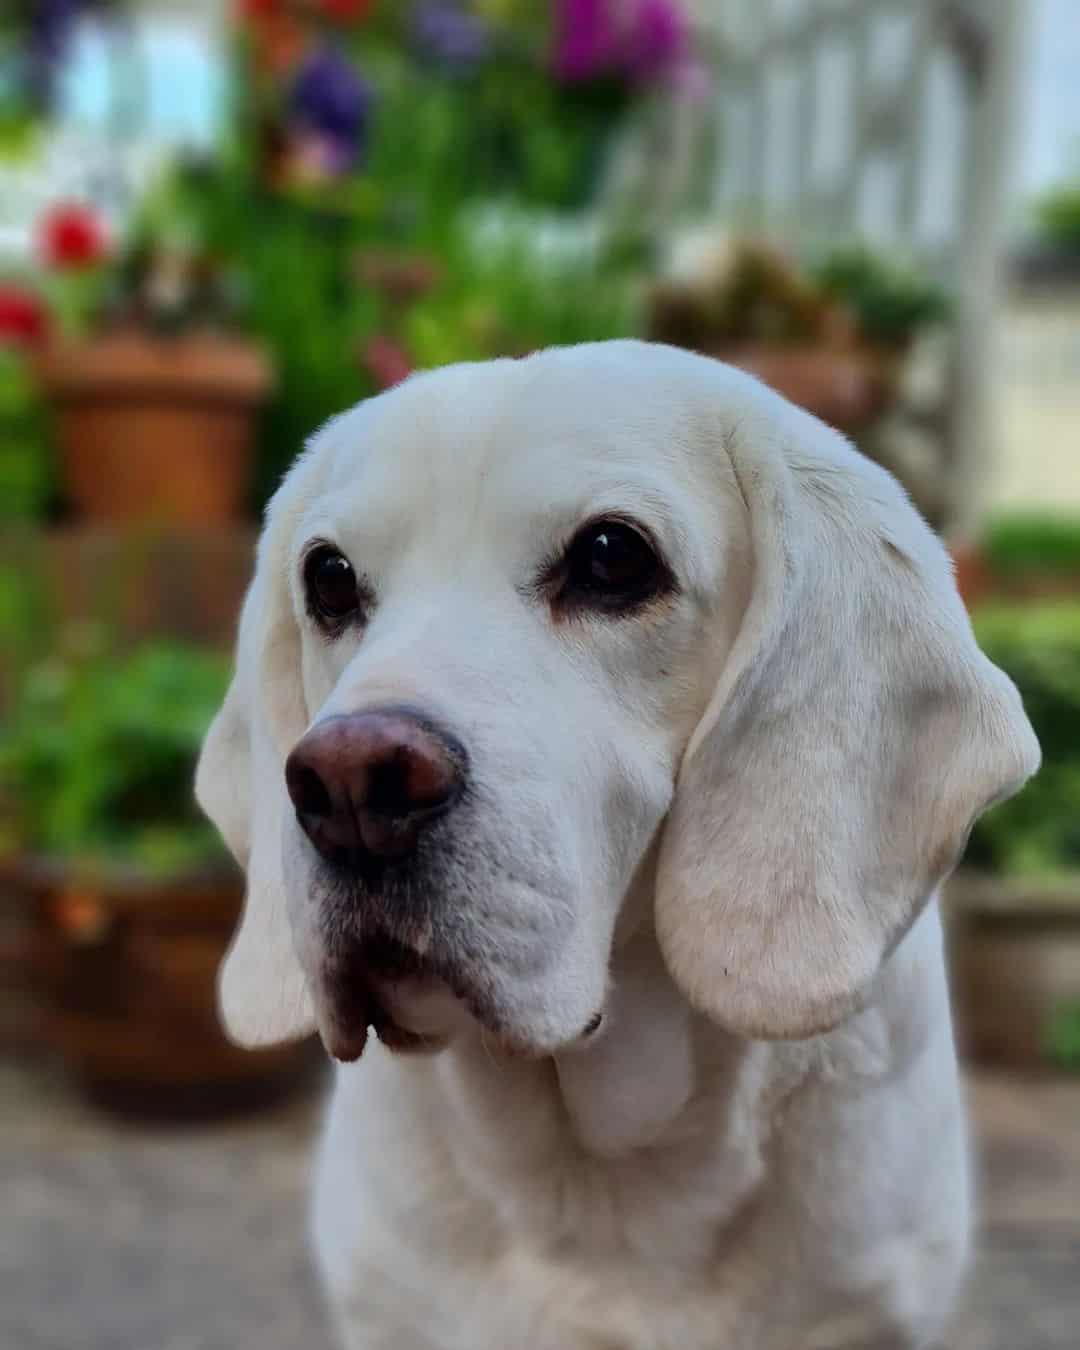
[
  {"xmin": 984, "ymin": 513, "xmax": 1080, "ymax": 578},
  {"xmin": 1047, "ymin": 1000, "xmax": 1080, "ymax": 1070},
  {"xmin": 812, "ymin": 247, "xmax": 949, "ymax": 349},
  {"xmin": 2, "ymin": 1, "xmax": 691, "ymax": 513},
  {"xmin": 1032, "ymin": 181, "xmax": 1080, "ymax": 252},
  {"xmin": 0, "ymin": 350, "xmax": 52, "ymax": 520},
  {"xmin": 0, "ymin": 613, "xmax": 229, "ymax": 877},
  {"xmin": 649, "ymin": 237, "xmax": 949, "ymax": 355},
  {"xmin": 144, "ymin": 141, "xmax": 639, "ymax": 502},
  {"xmin": 207, "ymin": 3, "xmax": 663, "ymax": 499},
  {"xmin": 966, "ymin": 602, "xmax": 1080, "ymax": 879}
]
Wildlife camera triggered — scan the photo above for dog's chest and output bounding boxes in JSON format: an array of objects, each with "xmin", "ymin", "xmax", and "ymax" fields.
[{"xmin": 314, "ymin": 1038, "xmax": 799, "ymax": 1350}]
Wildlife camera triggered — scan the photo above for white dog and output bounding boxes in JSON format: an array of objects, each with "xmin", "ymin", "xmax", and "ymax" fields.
[{"xmin": 196, "ymin": 341, "xmax": 1038, "ymax": 1350}]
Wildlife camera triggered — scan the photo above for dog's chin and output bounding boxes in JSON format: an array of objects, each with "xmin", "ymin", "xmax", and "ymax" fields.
[
  {"xmin": 311, "ymin": 970, "xmax": 461, "ymax": 1063},
  {"xmin": 312, "ymin": 962, "xmax": 600, "ymax": 1065}
]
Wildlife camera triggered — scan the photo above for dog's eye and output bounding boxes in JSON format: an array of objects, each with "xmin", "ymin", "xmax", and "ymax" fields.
[
  {"xmin": 558, "ymin": 519, "xmax": 669, "ymax": 613},
  {"xmin": 304, "ymin": 546, "xmax": 361, "ymax": 627}
]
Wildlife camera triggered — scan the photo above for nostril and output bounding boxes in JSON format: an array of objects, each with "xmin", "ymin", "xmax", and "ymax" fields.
[
  {"xmin": 285, "ymin": 758, "xmax": 334, "ymax": 818},
  {"xmin": 365, "ymin": 752, "xmax": 416, "ymax": 819}
]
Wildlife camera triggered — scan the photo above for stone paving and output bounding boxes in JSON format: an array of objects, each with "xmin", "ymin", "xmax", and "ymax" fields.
[{"xmin": 3, "ymin": 1063, "xmax": 1077, "ymax": 1349}]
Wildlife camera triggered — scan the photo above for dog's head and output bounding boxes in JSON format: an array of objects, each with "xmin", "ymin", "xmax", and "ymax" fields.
[{"xmin": 197, "ymin": 341, "xmax": 1038, "ymax": 1060}]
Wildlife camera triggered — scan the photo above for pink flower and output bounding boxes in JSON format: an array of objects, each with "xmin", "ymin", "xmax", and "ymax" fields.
[
  {"xmin": 552, "ymin": 0, "xmax": 691, "ymax": 85},
  {"xmin": 362, "ymin": 335, "xmax": 413, "ymax": 389},
  {"xmin": 551, "ymin": 0, "xmax": 622, "ymax": 83},
  {"xmin": 624, "ymin": 0, "xmax": 689, "ymax": 82}
]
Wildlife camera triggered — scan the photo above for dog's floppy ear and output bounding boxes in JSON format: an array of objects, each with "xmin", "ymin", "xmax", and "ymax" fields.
[
  {"xmin": 656, "ymin": 398, "xmax": 1039, "ymax": 1040},
  {"xmin": 196, "ymin": 511, "xmax": 316, "ymax": 1049}
]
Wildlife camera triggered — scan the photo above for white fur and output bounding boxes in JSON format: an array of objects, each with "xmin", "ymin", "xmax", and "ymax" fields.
[{"xmin": 196, "ymin": 341, "xmax": 1039, "ymax": 1349}]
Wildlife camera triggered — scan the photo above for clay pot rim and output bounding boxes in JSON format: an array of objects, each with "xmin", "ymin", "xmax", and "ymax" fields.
[
  {"xmin": 947, "ymin": 869, "xmax": 1080, "ymax": 924},
  {"xmin": 35, "ymin": 331, "xmax": 275, "ymax": 404},
  {"xmin": 1, "ymin": 850, "xmax": 240, "ymax": 904}
]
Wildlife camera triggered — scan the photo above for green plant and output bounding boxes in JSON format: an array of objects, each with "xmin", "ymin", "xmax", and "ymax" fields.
[
  {"xmin": 1046, "ymin": 999, "xmax": 1080, "ymax": 1070},
  {"xmin": 965, "ymin": 602, "xmax": 1080, "ymax": 878},
  {"xmin": 0, "ymin": 628, "xmax": 229, "ymax": 877},
  {"xmin": 1033, "ymin": 181, "xmax": 1080, "ymax": 252},
  {"xmin": 983, "ymin": 513, "xmax": 1080, "ymax": 579},
  {"xmin": 0, "ymin": 349, "xmax": 51, "ymax": 520},
  {"xmin": 813, "ymin": 246, "xmax": 949, "ymax": 349}
]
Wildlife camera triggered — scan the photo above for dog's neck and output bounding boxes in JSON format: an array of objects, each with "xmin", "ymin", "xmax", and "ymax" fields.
[
  {"xmin": 439, "ymin": 925, "xmax": 719, "ymax": 1163},
  {"xmin": 425, "ymin": 927, "xmax": 777, "ymax": 1266},
  {"xmin": 552, "ymin": 927, "xmax": 699, "ymax": 1155}
]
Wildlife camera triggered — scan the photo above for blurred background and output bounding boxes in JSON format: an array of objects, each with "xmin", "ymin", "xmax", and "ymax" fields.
[{"xmin": 1, "ymin": 2, "xmax": 1078, "ymax": 1347}]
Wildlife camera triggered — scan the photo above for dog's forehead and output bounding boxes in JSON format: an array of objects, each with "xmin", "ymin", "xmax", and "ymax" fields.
[{"xmin": 309, "ymin": 346, "xmax": 726, "ymax": 532}]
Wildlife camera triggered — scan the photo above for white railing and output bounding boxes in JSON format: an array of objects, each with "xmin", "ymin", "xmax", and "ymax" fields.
[{"xmin": 692, "ymin": 0, "xmax": 1029, "ymax": 535}]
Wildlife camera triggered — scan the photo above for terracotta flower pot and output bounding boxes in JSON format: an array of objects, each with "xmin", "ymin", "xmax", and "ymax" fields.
[
  {"xmin": 38, "ymin": 332, "xmax": 273, "ymax": 525},
  {"xmin": 9, "ymin": 856, "xmax": 318, "ymax": 1117},
  {"xmin": 710, "ymin": 343, "xmax": 896, "ymax": 435},
  {"xmin": 948, "ymin": 873, "xmax": 1080, "ymax": 1071}
]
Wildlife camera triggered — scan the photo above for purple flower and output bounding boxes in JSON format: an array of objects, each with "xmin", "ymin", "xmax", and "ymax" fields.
[
  {"xmin": 551, "ymin": 0, "xmax": 622, "ymax": 83},
  {"xmin": 624, "ymin": 0, "xmax": 689, "ymax": 82},
  {"xmin": 552, "ymin": 0, "xmax": 691, "ymax": 86},
  {"xmin": 288, "ymin": 46, "xmax": 374, "ymax": 171},
  {"xmin": 412, "ymin": 2, "xmax": 491, "ymax": 76},
  {"xmin": 27, "ymin": 0, "xmax": 83, "ymax": 105}
]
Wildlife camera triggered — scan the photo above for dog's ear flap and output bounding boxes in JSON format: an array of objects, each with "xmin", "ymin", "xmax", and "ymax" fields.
[
  {"xmin": 196, "ymin": 545, "xmax": 316, "ymax": 1049},
  {"xmin": 656, "ymin": 405, "xmax": 1039, "ymax": 1040}
]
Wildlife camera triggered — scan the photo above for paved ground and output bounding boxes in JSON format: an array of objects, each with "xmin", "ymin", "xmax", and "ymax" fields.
[{"xmin": 3, "ymin": 1062, "xmax": 1078, "ymax": 1349}]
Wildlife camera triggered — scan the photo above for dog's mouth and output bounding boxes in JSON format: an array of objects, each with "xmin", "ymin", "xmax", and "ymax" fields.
[{"xmin": 313, "ymin": 933, "xmax": 490, "ymax": 1063}]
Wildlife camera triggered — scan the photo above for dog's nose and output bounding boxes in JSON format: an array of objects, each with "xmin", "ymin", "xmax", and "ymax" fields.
[{"xmin": 285, "ymin": 709, "xmax": 465, "ymax": 862}]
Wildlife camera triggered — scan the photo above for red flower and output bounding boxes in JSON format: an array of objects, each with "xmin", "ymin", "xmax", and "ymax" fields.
[
  {"xmin": 0, "ymin": 286, "xmax": 48, "ymax": 348},
  {"xmin": 40, "ymin": 203, "xmax": 108, "ymax": 270},
  {"xmin": 237, "ymin": 0, "xmax": 280, "ymax": 17},
  {"xmin": 362, "ymin": 335, "xmax": 413, "ymax": 390},
  {"xmin": 321, "ymin": 0, "xmax": 374, "ymax": 19}
]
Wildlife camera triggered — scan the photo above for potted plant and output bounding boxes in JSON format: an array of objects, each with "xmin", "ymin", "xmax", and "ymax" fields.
[
  {"xmin": 0, "ymin": 302, "xmax": 52, "ymax": 523},
  {"xmin": 646, "ymin": 237, "xmax": 949, "ymax": 437},
  {"xmin": 978, "ymin": 514, "xmax": 1080, "ymax": 601},
  {"xmin": 0, "ymin": 625, "xmax": 314, "ymax": 1113},
  {"xmin": 33, "ymin": 184, "xmax": 274, "ymax": 525},
  {"xmin": 949, "ymin": 600, "xmax": 1080, "ymax": 1070}
]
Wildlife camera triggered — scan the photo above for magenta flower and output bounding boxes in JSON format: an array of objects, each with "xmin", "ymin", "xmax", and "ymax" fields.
[
  {"xmin": 552, "ymin": 0, "xmax": 691, "ymax": 86},
  {"xmin": 551, "ymin": 0, "xmax": 623, "ymax": 83},
  {"xmin": 624, "ymin": 0, "xmax": 689, "ymax": 82}
]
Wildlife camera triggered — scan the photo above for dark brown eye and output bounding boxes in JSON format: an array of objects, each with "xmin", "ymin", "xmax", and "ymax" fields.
[
  {"xmin": 558, "ymin": 519, "xmax": 669, "ymax": 613},
  {"xmin": 304, "ymin": 546, "xmax": 361, "ymax": 628}
]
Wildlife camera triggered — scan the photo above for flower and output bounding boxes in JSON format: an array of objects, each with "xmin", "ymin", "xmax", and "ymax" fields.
[
  {"xmin": 0, "ymin": 288, "xmax": 49, "ymax": 348},
  {"xmin": 552, "ymin": 0, "xmax": 691, "ymax": 86},
  {"xmin": 27, "ymin": 0, "xmax": 84, "ymax": 106},
  {"xmin": 39, "ymin": 202, "xmax": 108, "ymax": 270},
  {"xmin": 362, "ymin": 335, "xmax": 413, "ymax": 389},
  {"xmin": 551, "ymin": 0, "xmax": 622, "ymax": 83},
  {"xmin": 412, "ymin": 2, "xmax": 491, "ymax": 76},
  {"xmin": 355, "ymin": 249, "xmax": 442, "ymax": 304},
  {"xmin": 624, "ymin": 0, "xmax": 688, "ymax": 82},
  {"xmin": 321, "ymin": 0, "xmax": 376, "ymax": 20},
  {"xmin": 288, "ymin": 46, "xmax": 374, "ymax": 172},
  {"xmin": 236, "ymin": 1, "xmax": 307, "ymax": 74}
]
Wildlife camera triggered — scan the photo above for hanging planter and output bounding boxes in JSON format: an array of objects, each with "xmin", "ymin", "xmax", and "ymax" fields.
[{"xmin": 38, "ymin": 332, "xmax": 273, "ymax": 525}]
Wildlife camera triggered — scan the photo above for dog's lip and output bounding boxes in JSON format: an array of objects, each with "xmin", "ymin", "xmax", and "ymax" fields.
[
  {"xmin": 313, "ymin": 937, "xmax": 474, "ymax": 1061},
  {"xmin": 313, "ymin": 937, "xmax": 604, "ymax": 1064}
]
